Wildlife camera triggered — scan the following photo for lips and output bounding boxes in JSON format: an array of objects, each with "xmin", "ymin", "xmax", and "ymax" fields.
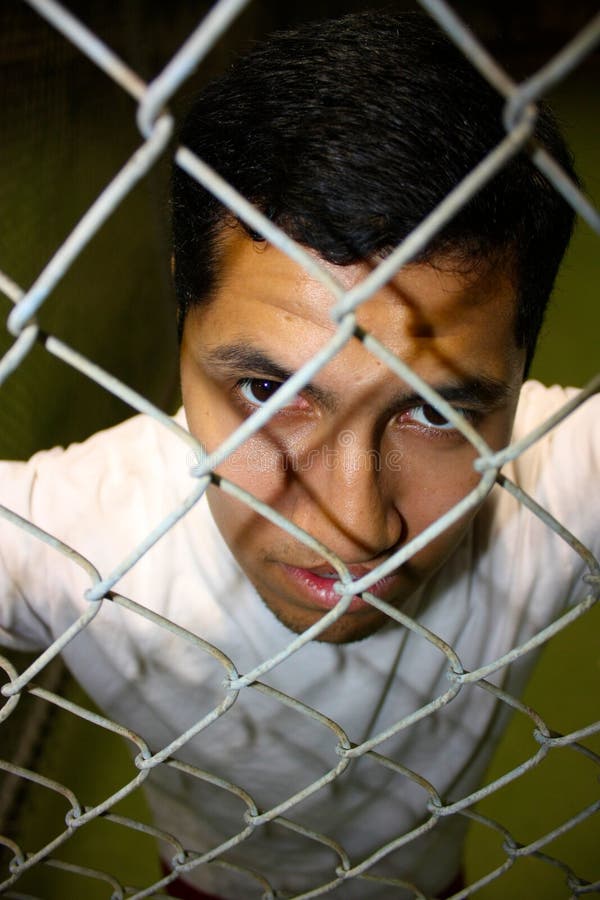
[{"xmin": 280, "ymin": 564, "xmax": 399, "ymax": 613}]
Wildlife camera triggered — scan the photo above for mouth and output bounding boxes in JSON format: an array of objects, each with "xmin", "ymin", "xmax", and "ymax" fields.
[{"xmin": 280, "ymin": 563, "xmax": 400, "ymax": 613}]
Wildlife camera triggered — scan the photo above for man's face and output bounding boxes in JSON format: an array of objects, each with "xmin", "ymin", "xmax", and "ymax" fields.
[{"xmin": 180, "ymin": 230, "xmax": 526, "ymax": 642}]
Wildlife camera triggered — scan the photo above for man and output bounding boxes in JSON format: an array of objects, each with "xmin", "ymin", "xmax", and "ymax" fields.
[{"xmin": 1, "ymin": 11, "xmax": 597, "ymax": 900}]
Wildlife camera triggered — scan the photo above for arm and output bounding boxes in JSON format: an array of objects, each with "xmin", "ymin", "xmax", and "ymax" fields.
[
  {"xmin": 0, "ymin": 454, "xmax": 62, "ymax": 651},
  {"xmin": 0, "ymin": 409, "xmax": 194, "ymax": 655}
]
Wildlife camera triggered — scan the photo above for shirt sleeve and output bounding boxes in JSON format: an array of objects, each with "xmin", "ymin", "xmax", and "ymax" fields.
[
  {"xmin": 0, "ymin": 450, "xmax": 66, "ymax": 651},
  {"xmin": 509, "ymin": 381, "xmax": 600, "ymax": 602},
  {"xmin": 0, "ymin": 409, "xmax": 194, "ymax": 654}
]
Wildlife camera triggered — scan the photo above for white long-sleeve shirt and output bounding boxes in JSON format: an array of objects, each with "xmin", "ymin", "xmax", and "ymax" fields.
[{"xmin": 0, "ymin": 381, "xmax": 598, "ymax": 898}]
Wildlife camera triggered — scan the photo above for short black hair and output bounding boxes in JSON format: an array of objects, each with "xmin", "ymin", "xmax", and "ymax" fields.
[{"xmin": 171, "ymin": 11, "xmax": 577, "ymax": 370}]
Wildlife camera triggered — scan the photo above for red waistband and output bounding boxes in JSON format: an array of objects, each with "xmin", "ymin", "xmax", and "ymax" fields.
[
  {"xmin": 159, "ymin": 859, "xmax": 464, "ymax": 898},
  {"xmin": 160, "ymin": 860, "xmax": 224, "ymax": 900}
]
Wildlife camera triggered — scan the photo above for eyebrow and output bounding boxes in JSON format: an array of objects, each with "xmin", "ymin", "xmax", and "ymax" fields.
[
  {"xmin": 201, "ymin": 342, "xmax": 514, "ymax": 413},
  {"xmin": 203, "ymin": 344, "xmax": 336, "ymax": 409}
]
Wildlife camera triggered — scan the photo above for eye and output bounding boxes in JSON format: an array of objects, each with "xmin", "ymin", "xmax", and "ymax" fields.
[
  {"xmin": 409, "ymin": 404, "xmax": 458, "ymax": 431},
  {"xmin": 238, "ymin": 378, "xmax": 283, "ymax": 407}
]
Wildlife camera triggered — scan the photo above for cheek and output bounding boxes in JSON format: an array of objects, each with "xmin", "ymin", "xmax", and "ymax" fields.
[
  {"xmin": 406, "ymin": 509, "xmax": 477, "ymax": 583},
  {"xmin": 207, "ymin": 479, "xmax": 292, "ymax": 582},
  {"xmin": 217, "ymin": 434, "xmax": 290, "ymax": 500},
  {"xmin": 389, "ymin": 438, "xmax": 479, "ymax": 519},
  {"xmin": 400, "ymin": 466, "xmax": 481, "ymax": 577},
  {"xmin": 207, "ymin": 485, "xmax": 258, "ymax": 556},
  {"xmin": 207, "ymin": 441, "xmax": 289, "ymax": 549},
  {"xmin": 386, "ymin": 437, "xmax": 487, "ymax": 578},
  {"xmin": 395, "ymin": 404, "xmax": 518, "ymax": 529},
  {"xmin": 182, "ymin": 380, "xmax": 239, "ymax": 453}
]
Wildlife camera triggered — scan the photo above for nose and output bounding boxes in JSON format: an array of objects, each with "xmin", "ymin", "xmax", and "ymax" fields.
[{"xmin": 288, "ymin": 428, "xmax": 405, "ymax": 563}]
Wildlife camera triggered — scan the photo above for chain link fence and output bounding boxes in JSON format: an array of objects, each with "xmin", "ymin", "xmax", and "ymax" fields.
[{"xmin": 0, "ymin": 0, "xmax": 599, "ymax": 897}]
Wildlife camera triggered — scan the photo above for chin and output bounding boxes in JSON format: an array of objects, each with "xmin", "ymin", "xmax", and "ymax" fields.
[
  {"xmin": 313, "ymin": 617, "xmax": 393, "ymax": 644},
  {"xmin": 267, "ymin": 600, "xmax": 394, "ymax": 645}
]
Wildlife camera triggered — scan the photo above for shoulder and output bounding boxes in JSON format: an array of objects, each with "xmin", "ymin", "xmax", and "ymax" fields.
[
  {"xmin": 512, "ymin": 379, "xmax": 596, "ymax": 434},
  {"xmin": 509, "ymin": 379, "xmax": 599, "ymax": 485},
  {"xmin": 29, "ymin": 407, "xmax": 190, "ymax": 476},
  {"xmin": 502, "ymin": 378, "xmax": 599, "ymax": 576},
  {"xmin": 0, "ymin": 409, "xmax": 195, "ymax": 564},
  {"xmin": 25, "ymin": 407, "xmax": 190, "ymax": 491},
  {"xmin": 434, "ymin": 380, "xmax": 599, "ymax": 646}
]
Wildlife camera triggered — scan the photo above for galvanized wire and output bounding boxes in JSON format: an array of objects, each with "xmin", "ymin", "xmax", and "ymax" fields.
[{"xmin": 0, "ymin": 0, "xmax": 599, "ymax": 897}]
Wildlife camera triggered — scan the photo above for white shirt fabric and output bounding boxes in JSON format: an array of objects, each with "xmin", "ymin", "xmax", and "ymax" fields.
[{"xmin": 0, "ymin": 381, "xmax": 598, "ymax": 899}]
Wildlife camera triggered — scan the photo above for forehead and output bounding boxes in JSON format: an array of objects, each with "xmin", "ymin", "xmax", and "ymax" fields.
[{"xmin": 185, "ymin": 230, "xmax": 522, "ymax": 380}]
